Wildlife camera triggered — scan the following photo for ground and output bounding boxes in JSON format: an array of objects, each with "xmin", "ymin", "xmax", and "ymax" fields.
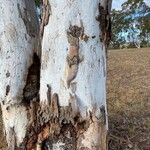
[
  {"xmin": 107, "ymin": 48, "xmax": 150, "ymax": 150},
  {"xmin": 0, "ymin": 48, "xmax": 149, "ymax": 149}
]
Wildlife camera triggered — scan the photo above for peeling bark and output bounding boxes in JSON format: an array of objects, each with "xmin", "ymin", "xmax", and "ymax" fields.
[
  {"xmin": 0, "ymin": 0, "xmax": 40, "ymax": 149},
  {"xmin": 0, "ymin": 0, "xmax": 112, "ymax": 149},
  {"xmin": 40, "ymin": 0, "xmax": 51, "ymax": 38},
  {"xmin": 66, "ymin": 24, "xmax": 84, "ymax": 88},
  {"xmin": 39, "ymin": 0, "xmax": 112, "ymax": 149},
  {"xmin": 96, "ymin": 1, "xmax": 112, "ymax": 49}
]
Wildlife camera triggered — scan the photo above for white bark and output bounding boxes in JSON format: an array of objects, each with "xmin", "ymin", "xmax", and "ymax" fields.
[
  {"xmin": 0, "ymin": 0, "xmax": 112, "ymax": 149},
  {"xmin": 41, "ymin": 0, "xmax": 106, "ymax": 119},
  {"xmin": 40, "ymin": 0, "xmax": 111, "ymax": 149},
  {"xmin": 0, "ymin": 0, "xmax": 39, "ymax": 148}
]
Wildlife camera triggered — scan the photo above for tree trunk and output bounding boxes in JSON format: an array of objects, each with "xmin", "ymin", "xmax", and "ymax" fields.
[
  {"xmin": 0, "ymin": 0, "xmax": 40, "ymax": 149},
  {"xmin": 0, "ymin": 0, "xmax": 112, "ymax": 149}
]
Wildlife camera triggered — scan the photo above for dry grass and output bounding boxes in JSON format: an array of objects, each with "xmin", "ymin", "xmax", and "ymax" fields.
[
  {"xmin": 107, "ymin": 48, "xmax": 150, "ymax": 150},
  {"xmin": 0, "ymin": 48, "xmax": 149, "ymax": 149}
]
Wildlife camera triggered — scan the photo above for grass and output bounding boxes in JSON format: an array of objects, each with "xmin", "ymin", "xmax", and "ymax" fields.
[
  {"xmin": 0, "ymin": 48, "xmax": 149, "ymax": 149},
  {"xmin": 107, "ymin": 48, "xmax": 150, "ymax": 150}
]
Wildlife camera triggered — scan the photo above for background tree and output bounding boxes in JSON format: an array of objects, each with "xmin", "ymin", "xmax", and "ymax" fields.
[
  {"xmin": 110, "ymin": 9, "xmax": 126, "ymax": 49},
  {"xmin": 110, "ymin": 0, "xmax": 150, "ymax": 49}
]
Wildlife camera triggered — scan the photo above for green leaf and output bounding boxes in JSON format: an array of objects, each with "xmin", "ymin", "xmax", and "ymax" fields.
[{"xmin": 35, "ymin": 0, "xmax": 41, "ymax": 7}]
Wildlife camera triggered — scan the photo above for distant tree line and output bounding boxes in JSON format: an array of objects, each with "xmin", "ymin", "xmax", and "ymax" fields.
[{"xmin": 109, "ymin": 0, "xmax": 150, "ymax": 49}]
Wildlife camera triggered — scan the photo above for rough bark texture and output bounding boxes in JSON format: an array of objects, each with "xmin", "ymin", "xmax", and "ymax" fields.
[
  {"xmin": 0, "ymin": 0, "xmax": 40, "ymax": 149},
  {"xmin": 40, "ymin": 0, "xmax": 51, "ymax": 38},
  {"xmin": 0, "ymin": 0, "xmax": 112, "ymax": 149},
  {"xmin": 39, "ymin": 0, "xmax": 112, "ymax": 149}
]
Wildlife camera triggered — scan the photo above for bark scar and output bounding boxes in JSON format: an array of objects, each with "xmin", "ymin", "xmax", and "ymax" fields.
[
  {"xmin": 17, "ymin": 3, "xmax": 38, "ymax": 37},
  {"xmin": 6, "ymin": 85, "xmax": 10, "ymax": 96},
  {"xmin": 40, "ymin": 0, "xmax": 51, "ymax": 38},
  {"xmin": 66, "ymin": 23, "xmax": 85, "ymax": 88},
  {"xmin": 96, "ymin": 3, "xmax": 111, "ymax": 49}
]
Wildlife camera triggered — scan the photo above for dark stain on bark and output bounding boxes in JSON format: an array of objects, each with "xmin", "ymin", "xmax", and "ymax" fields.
[
  {"xmin": 17, "ymin": 1, "xmax": 39, "ymax": 37},
  {"xmin": 6, "ymin": 71, "xmax": 10, "ymax": 78},
  {"xmin": 96, "ymin": 3, "xmax": 111, "ymax": 49},
  {"xmin": 80, "ymin": 147, "xmax": 90, "ymax": 150},
  {"xmin": 50, "ymin": 93, "xmax": 59, "ymax": 118},
  {"xmin": 102, "ymin": 55, "xmax": 106, "ymax": 77},
  {"xmin": 66, "ymin": 24, "xmax": 85, "ymax": 88},
  {"xmin": 22, "ymin": 84, "xmax": 94, "ymax": 150},
  {"xmin": 6, "ymin": 85, "xmax": 10, "ymax": 96},
  {"xmin": 23, "ymin": 53, "xmax": 40, "ymax": 104},
  {"xmin": 92, "ymin": 35, "xmax": 96, "ymax": 39},
  {"xmin": 100, "ymin": 105, "xmax": 106, "ymax": 125},
  {"xmin": 68, "ymin": 25, "xmax": 84, "ymax": 38},
  {"xmin": 47, "ymin": 84, "xmax": 51, "ymax": 104},
  {"xmin": 40, "ymin": 0, "xmax": 51, "ymax": 38},
  {"xmin": 43, "ymin": 123, "xmax": 77, "ymax": 150}
]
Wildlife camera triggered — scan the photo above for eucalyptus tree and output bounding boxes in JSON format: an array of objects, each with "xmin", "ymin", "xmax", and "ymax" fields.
[
  {"xmin": 0, "ymin": 0, "xmax": 112, "ymax": 149},
  {"xmin": 110, "ymin": 0, "xmax": 150, "ymax": 49}
]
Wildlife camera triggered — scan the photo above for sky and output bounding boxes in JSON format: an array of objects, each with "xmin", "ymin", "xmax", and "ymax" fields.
[{"xmin": 112, "ymin": 0, "xmax": 150, "ymax": 9}]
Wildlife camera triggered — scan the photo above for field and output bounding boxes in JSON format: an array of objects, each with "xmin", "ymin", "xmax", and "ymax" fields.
[
  {"xmin": 0, "ymin": 48, "xmax": 150, "ymax": 149},
  {"xmin": 107, "ymin": 48, "xmax": 150, "ymax": 149}
]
